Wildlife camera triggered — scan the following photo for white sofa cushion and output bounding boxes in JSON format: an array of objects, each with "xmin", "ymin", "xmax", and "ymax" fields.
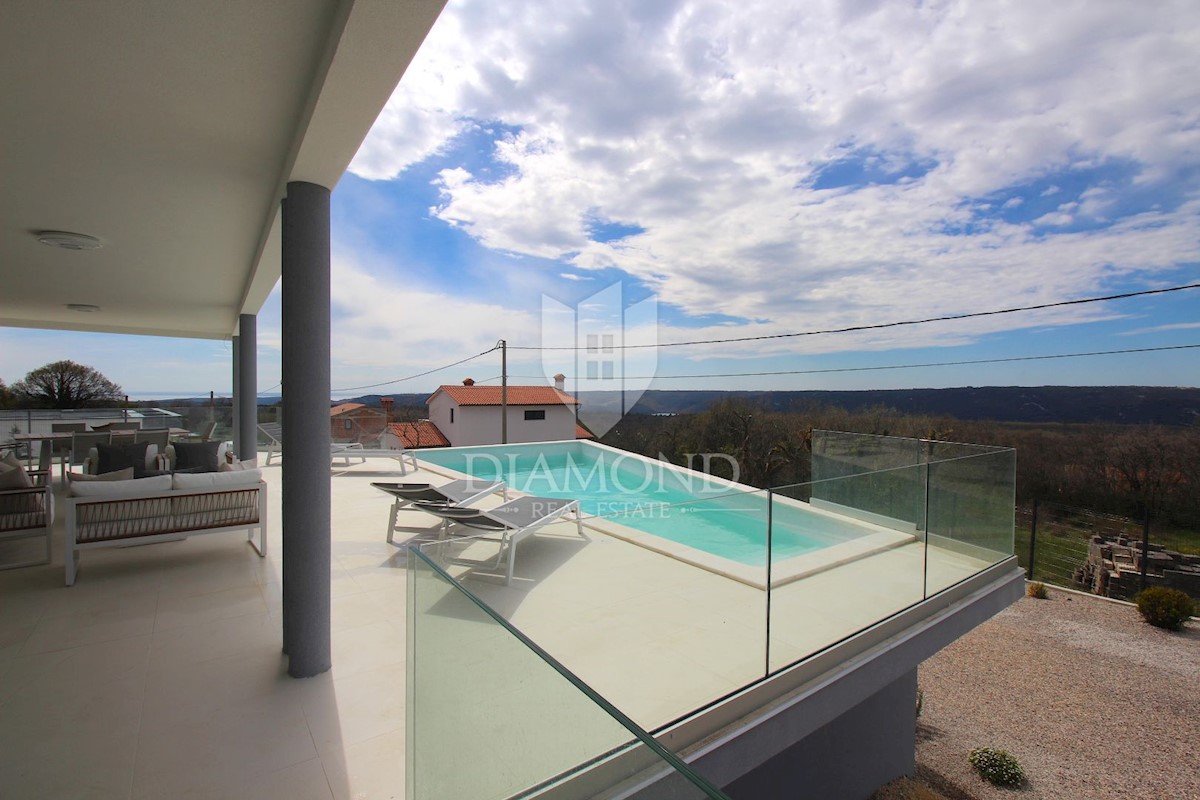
[
  {"xmin": 68, "ymin": 474, "xmax": 173, "ymax": 498},
  {"xmin": 172, "ymin": 469, "xmax": 262, "ymax": 490}
]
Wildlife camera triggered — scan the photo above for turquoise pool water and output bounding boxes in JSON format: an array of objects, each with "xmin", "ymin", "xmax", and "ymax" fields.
[{"xmin": 416, "ymin": 441, "xmax": 874, "ymax": 566}]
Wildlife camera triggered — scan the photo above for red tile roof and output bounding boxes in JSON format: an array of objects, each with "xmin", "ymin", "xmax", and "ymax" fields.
[
  {"xmin": 575, "ymin": 423, "xmax": 595, "ymax": 440},
  {"xmin": 429, "ymin": 385, "xmax": 579, "ymax": 406},
  {"xmin": 386, "ymin": 421, "xmax": 450, "ymax": 449},
  {"xmin": 330, "ymin": 402, "xmax": 366, "ymax": 416}
]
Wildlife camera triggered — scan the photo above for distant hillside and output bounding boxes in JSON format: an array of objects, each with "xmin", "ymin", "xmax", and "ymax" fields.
[
  {"xmin": 312, "ymin": 386, "xmax": 1200, "ymax": 426},
  {"xmin": 616, "ymin": 386, "xmax": 1200, "ymax": 425}
]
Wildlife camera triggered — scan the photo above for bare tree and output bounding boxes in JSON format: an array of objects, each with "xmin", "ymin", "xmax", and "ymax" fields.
[{"xmin": 11, "ymin": 360, "xmax": 123, "ymax": 409}]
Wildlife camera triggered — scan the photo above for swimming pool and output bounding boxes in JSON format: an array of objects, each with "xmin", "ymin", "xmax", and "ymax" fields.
[{"xmin": 415, "ymin": 440, "xmax": 889, "ymax": 568}]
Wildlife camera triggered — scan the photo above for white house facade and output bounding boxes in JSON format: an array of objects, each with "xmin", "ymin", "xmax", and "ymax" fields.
[{"xmin": 427, "ymin": 379, "xmax": 581, "ymax": 447}]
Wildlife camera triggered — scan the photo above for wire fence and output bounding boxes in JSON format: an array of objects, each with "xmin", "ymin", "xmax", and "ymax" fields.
[{"xmin": 1016, "ymin": 501, "xmax": 1200, "ymax": 603}]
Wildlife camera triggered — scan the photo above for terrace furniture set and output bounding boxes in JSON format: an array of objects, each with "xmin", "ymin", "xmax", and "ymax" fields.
[
  {"xmin": 0, "ymin": 436, "xmax": 266, "ymax": 584},
  {"xmin": 5, "ymin": 425, "xmax": 579, "ymax": 587}
]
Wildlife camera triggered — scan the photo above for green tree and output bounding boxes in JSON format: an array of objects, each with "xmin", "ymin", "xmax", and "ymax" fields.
[
  {"xmin": 11, "ymin": 360, "xmax": 123, "ymax": 409},
  {"xmin": 0, "ymin": 378, "xmax": 11, "ymax": 409}
]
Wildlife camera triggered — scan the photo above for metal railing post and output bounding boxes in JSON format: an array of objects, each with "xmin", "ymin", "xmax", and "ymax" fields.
[
  {"xmin": 1139, "ymin": 509, "xmax": 1151, "ymax": 593},
  {"xmin": 1027, "ymin": 499, "xmax": 1039, "ymax": 581}
]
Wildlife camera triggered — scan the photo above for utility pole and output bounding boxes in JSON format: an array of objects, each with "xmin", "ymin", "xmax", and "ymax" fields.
[{"xmin": 500, "ymin": 339, "xmax": 508, "ymax": 444}]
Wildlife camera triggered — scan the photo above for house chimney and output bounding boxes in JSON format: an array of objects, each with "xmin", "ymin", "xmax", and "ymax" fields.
[
  {"xmin": 463, "ymin": 377, "xmax": 475, "ymax": 386},
  {"xmin": 380, "ymin": 396, "xmax": 393, "ymax": 426},
  {"xmin": 553, "ymin": 373, "xmax": 566, "ymax": 392}
]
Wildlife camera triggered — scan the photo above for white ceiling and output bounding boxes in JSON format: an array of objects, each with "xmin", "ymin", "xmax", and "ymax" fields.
[{"xmin": 0, "ymin": 0, "xmax": 446, "ymax": 340}]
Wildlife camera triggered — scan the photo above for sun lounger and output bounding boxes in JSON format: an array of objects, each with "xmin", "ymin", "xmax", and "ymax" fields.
[
  {"xmin": 415, "ymin": 495, "xmax": 585, "ymax": 585},
  {"xmin": 373, "ymin": 479, "xmax": 506, "ymax": 543}
]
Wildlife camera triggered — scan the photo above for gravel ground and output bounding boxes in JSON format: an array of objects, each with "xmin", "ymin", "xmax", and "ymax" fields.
[{"xmin": 917, "ymin": 588, "xmax": 1199, "ymax": 800}]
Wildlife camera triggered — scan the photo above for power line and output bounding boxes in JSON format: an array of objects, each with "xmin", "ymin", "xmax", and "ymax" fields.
[
  {"xmin": 332, "ymin": 346, "xmax": 499, "ymax": 393},
  {"xmin": 509, "ymin": 282, "xmax": 1200, "ymax": 351},
  {"xmin": 574, "ymin": 343, "xmax": 1200, "ymax": 381}
]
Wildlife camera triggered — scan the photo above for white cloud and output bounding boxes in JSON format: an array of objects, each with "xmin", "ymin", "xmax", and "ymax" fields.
[
  {"xmin": 327, "ymin": 252, "xmax": 540, "ymax": 392},
  {"xmin": 349, "ymin": 0, "xmax": 1200, "ymax": 355},
  {"xmin": 1119, "ymin": 321, "xmax": 1200, "ymax": 336}
]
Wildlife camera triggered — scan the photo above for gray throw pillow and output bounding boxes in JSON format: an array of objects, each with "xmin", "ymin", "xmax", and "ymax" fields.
[
  {"xmin": 172, "ymin": 441, "xmax": 221, "ymax": 472},
  {"xmin": 97, "ymin": 442, "xmax": 151, "ymax": 477}
]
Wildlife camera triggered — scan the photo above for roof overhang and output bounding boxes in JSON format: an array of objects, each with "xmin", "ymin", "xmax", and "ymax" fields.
[{"xmin": 0, "ymin": 0, "xmax": 446, "ymax": 340}]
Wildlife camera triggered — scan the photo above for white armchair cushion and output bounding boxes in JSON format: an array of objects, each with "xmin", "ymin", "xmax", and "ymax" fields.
[{"xmin": 0, "ymin": 457, "xmax": 31, "ymax": 489}]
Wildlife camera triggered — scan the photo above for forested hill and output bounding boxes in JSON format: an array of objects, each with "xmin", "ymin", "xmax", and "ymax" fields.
[
  {"xmin": 339, "ymin": 386, "xmax": 1200, "ymax": 426},
  {"xmin": 618, "ymin": 386, "xmax": 1200, "ymax": 425}
]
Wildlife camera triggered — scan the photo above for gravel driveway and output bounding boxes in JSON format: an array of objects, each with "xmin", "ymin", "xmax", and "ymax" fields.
[{"xmin": 917, "ymin": 589, "xmax": 1199, "ymax": 800}]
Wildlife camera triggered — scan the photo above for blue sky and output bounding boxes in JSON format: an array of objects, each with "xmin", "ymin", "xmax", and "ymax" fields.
[{"xmin": 2, "ymin": 0, "xmax": 1199, "ymax": 400}]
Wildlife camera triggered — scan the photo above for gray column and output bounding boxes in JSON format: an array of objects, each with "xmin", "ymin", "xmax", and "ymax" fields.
[
  {"xmin": 236, "ymin": 313, "xmax": 258, "ymax": 461},
  {"xmin": 281, "ymin": 181, "xmax": 332, "ymax": 678},
  {"xmin": 232, "ymin": 335, "xmax": 240, "ymax": 453}
]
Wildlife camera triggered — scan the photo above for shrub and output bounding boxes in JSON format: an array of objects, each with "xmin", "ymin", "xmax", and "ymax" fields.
[
  {"xmin": 1026, "ymin": 581, "xmax": 1048, "ymax": 599},
  {"xmin": 968, "ymin": 747, "xmax": 1025, "ymax": 787},
  {"xmin": 1135, "ymin": 586, "xmax": 1195, "ymax": 631}
]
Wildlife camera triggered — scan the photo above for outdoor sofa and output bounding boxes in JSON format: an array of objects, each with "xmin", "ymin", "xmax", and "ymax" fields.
[{"xmin": 63, "ymin": 439, "xmax": 266, "ymax": 585}]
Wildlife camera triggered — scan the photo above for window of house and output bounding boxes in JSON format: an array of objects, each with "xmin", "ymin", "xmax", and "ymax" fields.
[
  {"xmin": 524, "ymin": 409, "xmax": 546, "ymax": 421},
  {"xmin": 450, "ymin": 408, "xmax": 454, "ymax": 424},
  {"xmin": 343, "ymin": 419, "xmax": 353, "ymax": 430}
]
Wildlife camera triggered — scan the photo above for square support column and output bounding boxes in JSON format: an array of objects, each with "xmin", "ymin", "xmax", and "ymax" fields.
[
  {"xmin": 281, "ymin": 181, "xmax": 332, "ymax": 678},
  {"xmin": 236, "ymin": 313, "xmax": 258, "ymax": 461}
]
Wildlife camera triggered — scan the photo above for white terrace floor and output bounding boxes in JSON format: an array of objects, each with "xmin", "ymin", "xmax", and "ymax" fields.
[{"xmin": 0, "ymin": 456, "xmax": 992, "ymax": 799}]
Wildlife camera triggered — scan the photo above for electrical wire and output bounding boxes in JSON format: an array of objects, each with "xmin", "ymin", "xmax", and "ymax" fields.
[
  {"xmin": 572, "ymin": 343, "xmax": 1200, "ymax": 381},
  {"xmin": 332, "ymin": 345, "xmax": 499, "ymax": 393},
  {"xmin": 508, "ymin": 282, "xmax": 1200, "ymax": 351}
]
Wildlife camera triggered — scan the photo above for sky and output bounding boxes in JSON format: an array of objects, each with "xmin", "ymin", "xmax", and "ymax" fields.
[{"xmin": 2, "ymin": 0, "xmax": 1199, "ymax": 401}]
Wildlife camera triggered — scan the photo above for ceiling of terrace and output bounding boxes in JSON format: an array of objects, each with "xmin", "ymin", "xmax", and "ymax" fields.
[{"xmin": 0, "ymin": 0, "xmax": 445, "ymax": 339}]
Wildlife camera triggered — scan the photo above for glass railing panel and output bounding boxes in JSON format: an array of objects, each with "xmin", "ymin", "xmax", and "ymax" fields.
[
  {"xmin": 418, "ymin": 485, "xmax": 770, "ymax": 732},
  {"xmin": 585, "ymin": 487, "xmax": 770, "ymax": 726},
  {"xmin": 923, "ymin": 447, "xmax": 1016, "ymax": 595},
  {"xmin": 150, "ymin": 405, "xmax": 236, "ymax": 439},
  {"xmin": 407, "ymin": 548, "xmax": 730, "ymax": 800},
  {"xmin": 811, "ymin": 430, "xmax": 925, "ymax": 528},
  {"xmin": 767, "ymin": 465, "xmax": 929, "ymax": 674}
]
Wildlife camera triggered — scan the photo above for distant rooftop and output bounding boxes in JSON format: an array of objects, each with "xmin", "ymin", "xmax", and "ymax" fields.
[
  {"xmin": 329, "ymin": 402, "xmax": 368, "ymax": 416},
  {"xmin": 429, "ymin": 384, "xmax": 580, "ymax": 407},
  {"xmin": 387, "ymin": 420, "xmax": 451, "ymax": 448}
]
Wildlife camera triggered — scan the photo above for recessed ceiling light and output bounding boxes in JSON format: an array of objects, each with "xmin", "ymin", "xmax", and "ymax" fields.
[
  {"xmin": 65, "ymin": 303, "xmax": 101, "ymax": 313},
  {"xmin": 36, "ymin": 231, "xmax": 102, "ymax": 250}
]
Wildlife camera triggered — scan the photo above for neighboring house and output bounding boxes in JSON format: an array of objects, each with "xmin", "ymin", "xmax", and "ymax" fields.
[
  {"xmin": 330, "ymin": 402, "xmax": 386, "ymax": 444},
  {"xmin": 381, "ymin": 420, "xmax": 451, "ymax": 450},
  {"xmin": 427, "ymin": 377, "xmax": 581, "ymax": 447}
]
